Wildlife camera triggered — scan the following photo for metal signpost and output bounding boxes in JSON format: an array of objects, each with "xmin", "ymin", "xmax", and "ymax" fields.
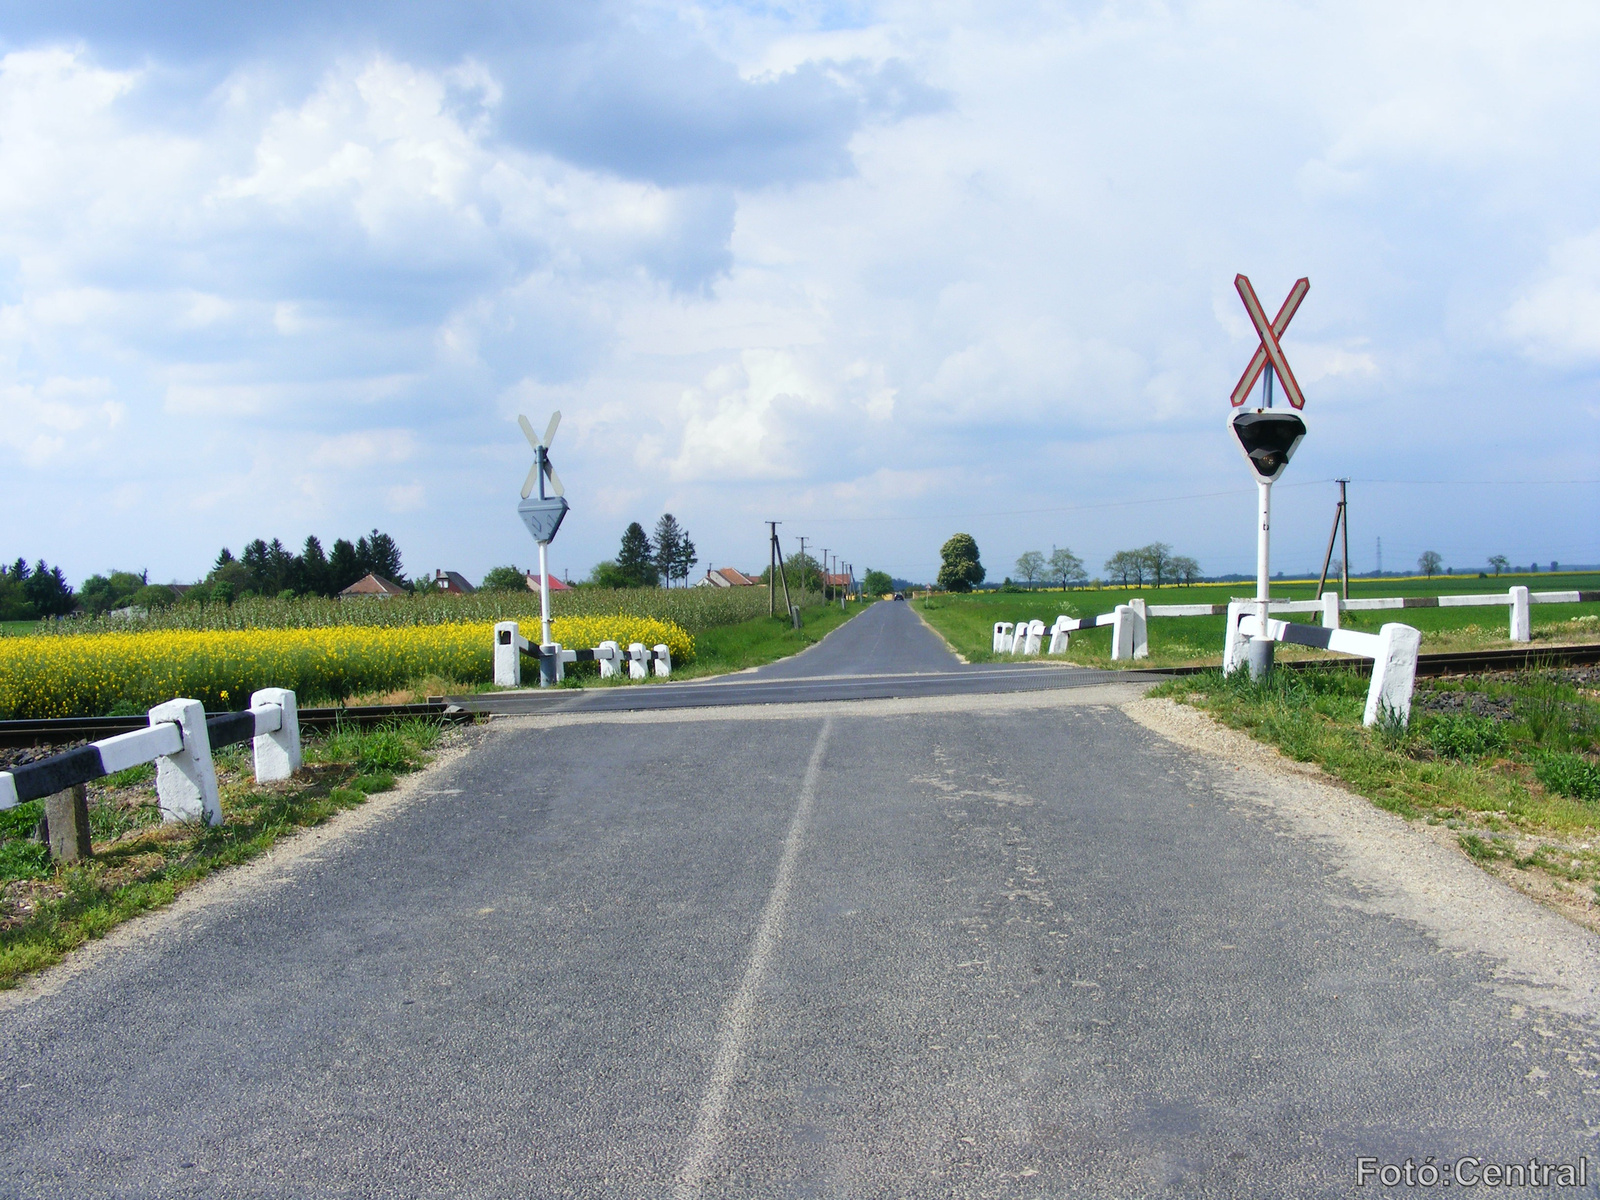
[
  {"xmin": 1229, "ymin": 275, "xmax": 1309, "ymax": 679},
  {"xmin": 516, "ymin": 412, "xmax": 568, "ymax": 684}
]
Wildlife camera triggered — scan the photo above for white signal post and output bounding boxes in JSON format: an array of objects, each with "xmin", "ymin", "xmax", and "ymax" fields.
[
  {"xmin": 1229, "ymin": 276, "xmax": 1310, "ymax": 678},
  {"xmin": 516, "ymin": 412, "xmax": 569, "ymax": 681}
]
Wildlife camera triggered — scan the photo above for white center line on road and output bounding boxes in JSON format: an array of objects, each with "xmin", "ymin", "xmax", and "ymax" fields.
[{"xmin": 673, "ymin": 717, "xmax": 833, "ymax": 1198}]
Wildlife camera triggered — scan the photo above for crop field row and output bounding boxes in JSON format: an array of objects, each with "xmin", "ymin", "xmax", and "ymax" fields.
[
  {"xmin": 40, "ymin": 584, "xmax": 810, "ymax": 636},
  {"xmin": 0, "ymin": 617, "xmax": 694, "ymax": 719}
]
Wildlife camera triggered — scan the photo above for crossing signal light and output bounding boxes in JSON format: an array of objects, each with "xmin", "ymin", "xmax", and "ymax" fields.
[{"xmin": 1230, "ymin": 410, "xmax": 1306, "ymax": 484}]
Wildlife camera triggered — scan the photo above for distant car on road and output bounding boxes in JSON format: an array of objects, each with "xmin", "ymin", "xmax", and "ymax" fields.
[{"xmin": 893, "ymin": 592, "xmax": 905, "ymax": 601}]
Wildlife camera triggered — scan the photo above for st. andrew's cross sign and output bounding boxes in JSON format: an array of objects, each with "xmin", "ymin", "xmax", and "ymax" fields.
[{"xmin": 1229, "ymin": 274, "xmax": 1308, "ymax": 410}]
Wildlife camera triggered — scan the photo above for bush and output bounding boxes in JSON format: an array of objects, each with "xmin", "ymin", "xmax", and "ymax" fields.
[
  {"xmin": 1532, "ymin": 751, "xmax": 1600, "ymax": 802},
  {"xmin": 1425, "ymin": 714, "xmax": 1508, "ymax": 762}
]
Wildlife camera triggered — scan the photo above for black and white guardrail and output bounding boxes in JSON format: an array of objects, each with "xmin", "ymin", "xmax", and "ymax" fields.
[
  {"xmin": 493, "ymin": 621, "xmax": 672, "ymax": 688},
  {"xmin": 0, "ymin": 688, "xmax": 302, "ymax": 826},
  {"xmin": 993, "ymin": 584, "xmax": 1596, "ymax": 664},
  {"xmin": 1225, "ymin": 608, "xmax": 1421, "ymax": 726}
]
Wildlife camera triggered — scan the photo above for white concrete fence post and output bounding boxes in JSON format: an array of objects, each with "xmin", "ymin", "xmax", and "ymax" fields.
[
  {"xmin": 1023, "ymin": 619, "xmax": 1045, "ymax": 655},
  {"xmin": 1128, "ymin": 598, "xmax": 1149, "ymax": 660},
  {"xmin": 1321, "ymin": 592, "xmax": 1341, "ymax": 630},
  {"xmin": 249, "ymin": 687, "xmax": 301, "ymax": 782},
  {"xmin": 1047, "ymin": 617, "xmax": 1071, "ymax": 654},
  {"xmin": 597, "ymin": 641, "xmax": 621, "ymax": 678},
  {"xmin": 628, "ymin": 642, "xmax": 649, "ymax": 680},
  {"xmin": 653, "ymin": 645, "xmax": 672, "ymax": 677},
  {"xmin": 148, "ymin": 698, "xmax": 222, "ymax": 826},
  {"xmin": 1364, "ymin": 623, "xmax": 1423, "ymax": 728},
  {"xmin": 494, "ymin": 621, "xmax": 524, "ymax": 687},
  {"xmin": 993, "ymin": 622, "xmax": 1012, "ymax": 654},
  {"xmin": 1110, "ymin": 605, "xmax": 1135, "ymax": 661},
  {"xmin": 1509, "ymin": 585, "xmax": 1531, "ymax": 643},
  {"xmin": 1223, "ymin": 600, "xmax": 1249, "ymax": 676}
]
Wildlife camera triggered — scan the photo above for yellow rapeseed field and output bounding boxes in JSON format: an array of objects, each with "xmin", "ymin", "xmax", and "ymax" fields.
[{"xmin": 0, "ymin": 617, "xmax": 694, "ymax": 719}]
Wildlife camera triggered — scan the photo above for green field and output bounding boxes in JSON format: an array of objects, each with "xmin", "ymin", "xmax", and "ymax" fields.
[
  {"xmin": 0, "ymin": 621, "xmax": 39, "ymax": 637},
  {"xmin": 916, "ymin": 572, "xmax": 1600, "ymax": 667}
]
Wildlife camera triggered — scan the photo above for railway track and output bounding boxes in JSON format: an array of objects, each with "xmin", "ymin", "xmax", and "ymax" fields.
[
  {"xmin": 0, "ymin": 701, "xmax": 471, "ymax": 750},
  {"xmin": 1, "ymin": 643, "xmax": 1596, "ymax": 748}
]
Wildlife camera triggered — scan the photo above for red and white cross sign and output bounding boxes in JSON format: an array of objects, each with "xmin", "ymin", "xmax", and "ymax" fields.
[{"xmin": 1230, "ymin": 274, "xmax": 1309, "ymax": 410}]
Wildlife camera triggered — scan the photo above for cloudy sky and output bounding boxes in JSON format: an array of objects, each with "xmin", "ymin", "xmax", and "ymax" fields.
[{"xmin": 3, "ymin": 0, "xmax": 1598, "ymax": 588}]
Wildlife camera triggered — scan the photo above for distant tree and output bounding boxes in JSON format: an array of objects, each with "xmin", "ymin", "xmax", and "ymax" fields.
[
  {"xmin": 653, "ymin": 515, "xmax": 684, "ymax": 587},
  {"xmin": 1139, "ymin": 542, "xmax": 1174, "ymax": 587},
  {"xmin": 862, "ymin": 569, "xmax": 894, "ymax": 596},
  {"xmin": 356, "ymin": 529, "xmax": 405, "ymax": 585},
  {"xmin": 299, "ymin": 536, "xmax": 332, "ymax": 596},
  {"xmin": 0, "ymin": 561, "xmax": 30, "ymax": 621},
  {"xmin": 132, "ymin": 584, "xmax": 176, "ymax": 610},
  {"xmin": 1553, "ymin": 561, "xmax": 1561, "ymax": 572},
  {"xmin": 582, "ymin": 560, "xmax": 623, "ymax": 588},
  {"xmin": 1047, "ymin": 547, "xmax": 1087, "ymax": 590},
  {"xmin": 616, "ymin": 523, "xmax": 659, "ymax": 587},
  {"xmin": 1170, "ymin": 555, "xmax": 1203, "ymax": 586},
  {"xmin": 1418, "ymin": 550, "xmax": 1442, "ymax": 578},
  {"xmin": 1014, "ymin": 550, "xmax": 1046, "ymax": 589},
  {"xmin": 22, "ymin": 561, "xmax": 76, "ymax": 617},
  {"xmin": 481, "ymin": 566, "xmax": 530, "ymax": 591},
  {"xmin": 1487, "ymin": 555, "xmax": 1509, "ymax": 576},
  {"xmin": 1104, "ymin": 550, "xmax": 1144, "ymax": 587},
  {"xmin": 328, "ymin": 539, "xmax": 362, "ymax": 591},
  {"xmin": 937, "ymin": 533, "xmax": 985, "ymax": 593},
  {"xmin": 783, "ymin": 552, "xmax": 825, "ymax": 593},
  {"xmin": 80, "ymin": 571, "xmax": 146, "ymax": 615},
  {"xmin": 673, "ymin": 533, "xmax": 698, "ymax": 587}
]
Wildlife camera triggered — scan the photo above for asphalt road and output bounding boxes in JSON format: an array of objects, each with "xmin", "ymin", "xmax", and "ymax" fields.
[{"xmin": 2, "ymin": 605, "xmax": 1597, "ymax": 1197}]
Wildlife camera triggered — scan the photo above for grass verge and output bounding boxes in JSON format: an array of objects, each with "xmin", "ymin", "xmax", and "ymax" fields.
[
  {"xmin": 586, "ymin": 598, "xmax": 874, "ymax": 682},
  {"xmin": 0, "ymin": 717, "xmax": 454, "ymax": 989},
  {"xmin": 1151, "ymin": 666, "xmax": 1600, "ymax": 927},
  {"xmin": 915, "ymin": 588, "xmax": 1600, "ymax": 668}
]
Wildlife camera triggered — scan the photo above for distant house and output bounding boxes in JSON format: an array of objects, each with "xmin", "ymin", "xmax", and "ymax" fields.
[
  {"xmin": 823, "ymin": 573, "xmax": 852, "ymax": 591},
  {"xmin": 431, "ymin": 569, "xmax": 476, "ymax": 595},
  {"xmin": 697, "ymin": 567, "xmax": 760, "ymax": 588},
  {"xmin": 339, "ymin": 573, "xmax": 407, "ymax": 600},
  {"xmin": 523, "ymin": 571, "xmax": 571, "ymax": 593}
]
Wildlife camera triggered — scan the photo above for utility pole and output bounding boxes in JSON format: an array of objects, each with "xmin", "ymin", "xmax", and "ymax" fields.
[
  {"xmin": 766, "ymin": 521, "xmax": 781, "ymax": 617},
  {"xmin": 822, "ymin": 549, "xmax": 830, "ymax": 600},
  {"xmin": 1315, "ymin": 478, "xmax": 1350, "ymax": 601}
]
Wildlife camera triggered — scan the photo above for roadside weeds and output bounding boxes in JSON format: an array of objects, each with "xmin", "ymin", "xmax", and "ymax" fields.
[{"xmin": 0, "ymin": 717, "xmax": 467, "ymax": 989}]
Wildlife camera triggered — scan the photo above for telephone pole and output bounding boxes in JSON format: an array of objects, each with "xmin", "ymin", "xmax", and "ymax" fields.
[{"xmin": 766, "ymin": 521, "xmax": 781, "ymax": 616}]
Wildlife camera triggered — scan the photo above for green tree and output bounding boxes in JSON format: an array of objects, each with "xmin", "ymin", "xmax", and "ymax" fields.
[
  {"xmin": 588, "ymin": 560, "xmax": 632, "ymax": 588},
  {"xmin": 616, "ymin": 523, "xmax": 659, "ymax": 587},
  {"xmin": 131, "ymin": 584, "xmax": 176, "ymax": 609},
  {"xmin": 673, "ymin": 533, "xmax": 698, "ymax": 588},
  {"xmin": 1418, "ymin": 550, "xmax": 1442, "ymax": 578},
  {"xmin": 1104, "ymin": 550, "xmax": 1143, "ymax": 586},
  {"xmin": 1014, "ymin": 550, "xmax": 1046, "ymax": 589},
  {"xmin": 328, "ymin": 539, "xmax": 362, "ymax": 591},
  {"xmin": 1139, "ymin": 542, "xmax": 1173, "ymax": 587},
  {"xmin": 1047, "ymin": 547, "xmax": 1086, "ymax": 590},
  {"xmin": 299, "ymin": 535, "xmax": 332, "ymax": 596},
  {"xmin": 1488, "ymin": 554, "xmax": 1509, "ymax": 576},
  {"xmin": 80, "ymin": 570, "xmax": 146, "ymax": 615},
  {"xmin": 653, "ymin": 514, "xmax": 684, "ymax": 587},
  {"xmin": 937, "ymin": 533, "xmax": 984, "ymax": 593},
  {"xmin": 356, "ymin": 529, "xmax": 405, "ymax": 584},
  {"xmin": 481, "ymin": 565, "xmax": 530, "ymax": 591},
  {"xmin": 22, "ymin": 561, "xmax": 76, "ymax": 617},
  {"xmin": 1170, "ymin": 555, "xmax": 1202, "ymax": 586},
  {"xmin": 862, "ymin": 568, "xmax": 893, "ymax": 596}
]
